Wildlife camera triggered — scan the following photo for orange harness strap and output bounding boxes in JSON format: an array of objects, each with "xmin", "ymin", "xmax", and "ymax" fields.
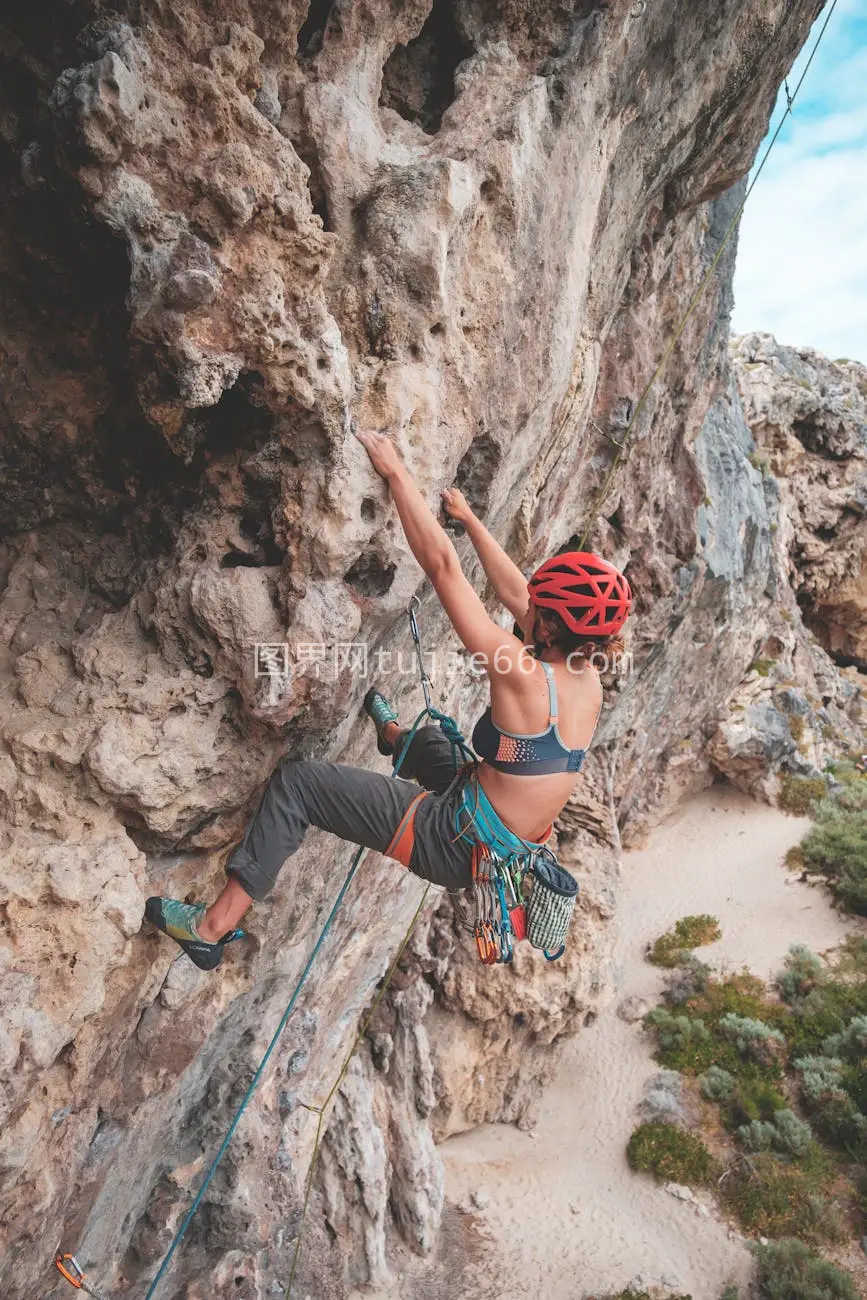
[{"xmin": 384, "ymin": 791, "xmax": 430, "ymax": 868}]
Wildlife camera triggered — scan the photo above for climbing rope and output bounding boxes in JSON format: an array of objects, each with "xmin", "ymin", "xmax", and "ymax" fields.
[
  {"xmin": 576, "ymin": 0, "xmax": 840, "ymax": 549},
  {"xmin": 55, "ymin": 601, "xmax": 456, "ymax": 1299}
]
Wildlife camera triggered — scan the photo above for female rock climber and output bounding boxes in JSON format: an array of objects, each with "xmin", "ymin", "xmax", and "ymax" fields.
[{"xmin": 146, "ymin": 431, "xmax": 632, "ymax": 969}]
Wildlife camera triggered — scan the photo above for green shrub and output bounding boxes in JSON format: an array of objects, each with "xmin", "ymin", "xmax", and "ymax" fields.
[
  {"xmin": 645, "ymin": 1008, "xmax": 711, "ymax": 1058},
  {"xmin": 777, "ymin": 977, "xmax": 867, "ymax": 1059},
  {"xmin": 810, "ymin": 1094, "xmax": 867, "ymax": 1158},
  {"xmin": 649, "ymin": 974, "xmax": 788, "ymax": 1075},
  {"xmin": 772, "ymin": 1109, "xmax": 815, "ymax": 1158},
  {"xmin": 648, "ymin": 915, "xmax": 722, "ymax": 967},
  {"xmin": 822, "ymin": 1015, "xmax": 867, "ymax": 1061},
  {"xmin": 780, "ymin": 775, "xmax": 827, "ymax": 816},
  {"xmin": 626, "ymin": 1121, "xmax": 717, "ymax": 1186},
  {"xmin": 794, "ymin": 1056, "xmax": 845, "ymax": 1104},
  {"xmin": 738, "ymin": 1109, "xmax": 812, "ymax": 1159},
  {"xmin": 753, "ymin": 1237, "xmax": 857, "ymax": 1300},
  {"xmin": 843, "ymin": 1058, "xmax": 867, "ymax": 1112},
  {"xmin": 721, "ymin": 1153, "xmax": 842, "ymax": 1241},
  {"xmin": 644, "ymin": 949, "xmax": 867, "ymax": 1247},
  {"xmin": 723, "ymin": 1077, "xmax": 787, "ymax": 1129},
  {"xmin": 779, "ymin": 1109, "xmax": 814, "ymax": 1156},
  {"xmin": 832, "ymin": 934, "xmax": 867, "ymax": 979},
  {"xmin": 823, "ymin": 761, "xmax": 866, "ymax": 789},
  {"xmin": 720, "ymin": 1289, "xmax": 739, "ymax": 1300},
  {"xmin": 789, "ymin": 715, "xmax": 807, "ymax": 748},
  {"xmin": 749, "ymin": 655, "xmax": 776, "ymax": 676},
  {"xmin": 719, "ymin": 1014, "xmax": 786, "ymax": 1065},
  {"xmin": 738, "ymin": 1118, "xmax": 777, "ymax": 1152},
  {"xmin": 593, "ymin": 1292, "xmax": 692, "ymax": 1300},
  {"xmin": 663, "ymin": 953, "xmax": 712, "ymax": 1006},
  {"xmin": 786, "ymin": 844, "xmax": 807, "ymax": 871},
  {"xmin": 800, "ymin": 785, "xmax": 867, "ymax": 913},
  {"xmin": 747, "ymin": 451, "xmax": 772, "ymax": 478},
  {"xmin": 774, "ymin": 1107, "xmax": 816, "ymax": 1159},
  {"xmin": 777, "ymin": 946, "xmax": 829, "ymax": 1004},
  {"xmin": 700, "ymin": 1065, "xmax": 735, "ymax": 1101},
  {"xmin": 830, "ymin": 779, "xmax": 867, "ymax": 812}
]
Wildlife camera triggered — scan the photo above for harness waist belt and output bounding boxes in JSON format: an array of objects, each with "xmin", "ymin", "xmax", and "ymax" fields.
[{"xmin": 454, "ymin": 774, "xmax": 552, "ymax": 859}]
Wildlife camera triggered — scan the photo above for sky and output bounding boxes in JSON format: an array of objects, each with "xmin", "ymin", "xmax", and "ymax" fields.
[{"xmin": 731, "ymin": 0, "xmax": 867, "ymax": 362}]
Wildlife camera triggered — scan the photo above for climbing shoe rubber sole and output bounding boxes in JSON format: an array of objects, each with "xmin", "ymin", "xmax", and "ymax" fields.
[{"xmin": 145, "ymin": 896, "xmax": 245, "ymax": 971}]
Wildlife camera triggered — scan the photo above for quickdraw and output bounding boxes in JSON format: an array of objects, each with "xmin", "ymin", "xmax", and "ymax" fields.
[
  {"xmin": 55, "ymin": 1255, "xmax": 112, "ymax": 1300},
  {"xmin": 466, "ymin": 840, "xmax": 579, "ymax": 965},
  {"xmin": 470, "ymin": 845, "xmax": 527, "ymax": 965}
]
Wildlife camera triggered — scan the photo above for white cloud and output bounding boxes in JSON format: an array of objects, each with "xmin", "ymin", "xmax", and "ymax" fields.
[{"xmin": 731, "ymin": 7, "xmax": 867, "ymax": 361}]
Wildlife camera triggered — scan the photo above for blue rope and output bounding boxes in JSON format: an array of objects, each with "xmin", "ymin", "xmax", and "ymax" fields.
[{"xmin": 144, "ymin": 703, "xmax": 468, "ymax": 1297}]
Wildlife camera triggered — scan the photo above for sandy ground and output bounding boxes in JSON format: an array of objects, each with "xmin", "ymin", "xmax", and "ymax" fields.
[{"xmin": 432, "ymin": 784, "xmax": 862, "ymax": 1300}]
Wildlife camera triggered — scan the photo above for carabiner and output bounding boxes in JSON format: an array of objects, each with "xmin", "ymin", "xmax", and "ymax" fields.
[
  {"xmin": 55, "ymin": 1254, "xmax": 112, "ymax": 1299},
  {"xmin": 407, "ymin": 594, "xmax": 422, "ymax": 646},
  {"xmin": 56, "ymin": 1256, "xmax": 86, "ymax": 1288},
  {"xmin": 406, "ymin": 596, "xmax": 433, "ymax": 711}
]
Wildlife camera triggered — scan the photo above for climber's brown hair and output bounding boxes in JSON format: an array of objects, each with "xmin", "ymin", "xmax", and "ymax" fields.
[{"xmin": 531, "ymin": 607, "xmax": 626, "ymax": 669}]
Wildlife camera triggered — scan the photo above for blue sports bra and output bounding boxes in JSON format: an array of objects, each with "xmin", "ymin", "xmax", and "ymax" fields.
[{"xmin": 471, "ymin": 660, "xmax": 594, "ymax": 776}]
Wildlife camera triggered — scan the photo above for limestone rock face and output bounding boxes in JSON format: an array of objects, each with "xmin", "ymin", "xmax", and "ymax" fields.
[
  {"xmin": 705, "ymin": 337, "xmax": 866, "ymax": 801},
  {"xmin": 0, "ymin": 1, "xmax": 854, "ymax": 1297},
  {"xmin": 734, "ymin": 333, "xmax": 867, "ymax": 667}
]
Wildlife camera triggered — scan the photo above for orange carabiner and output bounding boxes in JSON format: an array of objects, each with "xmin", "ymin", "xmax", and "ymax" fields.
[
  {"xmin": 56, "ymin": 1254, "xmax": 85, "ymax": 1288},
  {"xmin": 476, "ymin": 923, "xmax": 498, "ymax": 965}
]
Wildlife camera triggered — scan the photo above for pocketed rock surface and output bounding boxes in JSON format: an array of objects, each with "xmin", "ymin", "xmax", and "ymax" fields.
[{"xmin": 0, "ymin": 1, "xmax": 863, "ymax": 1296}]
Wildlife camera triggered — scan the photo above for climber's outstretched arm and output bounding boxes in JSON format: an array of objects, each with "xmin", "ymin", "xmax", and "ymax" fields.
[
  {"xmin": 356, "ymin": 431, "xmax": 523, "ymax": 669},
  {"xmin": 442, "ymin": 487, "xmax": 529, "ymax": 626}
]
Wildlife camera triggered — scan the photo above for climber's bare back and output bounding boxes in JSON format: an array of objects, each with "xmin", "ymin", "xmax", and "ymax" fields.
[{"xmin": 479, "ymin": 656, "xmax": 602, "ymax": 840}]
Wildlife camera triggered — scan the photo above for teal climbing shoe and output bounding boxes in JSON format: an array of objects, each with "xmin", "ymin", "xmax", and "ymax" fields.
[
  {"xmin": 145, "ymin": 896, "xmax": 245, "ymax": 971},
  {"xmin": 363, "ymin": 687, "xmax": 402, "ymax": 756}
]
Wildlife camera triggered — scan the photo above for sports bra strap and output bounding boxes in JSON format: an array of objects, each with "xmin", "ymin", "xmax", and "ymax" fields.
[{"xmin": 540, "ymin": 660, "xmax": 558, "ymax": 723}]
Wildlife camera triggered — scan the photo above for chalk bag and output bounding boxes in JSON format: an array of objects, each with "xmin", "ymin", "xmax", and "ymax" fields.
[{"xmin": 526, "ymin": 854, "xmax": 579, "ymax": 960}]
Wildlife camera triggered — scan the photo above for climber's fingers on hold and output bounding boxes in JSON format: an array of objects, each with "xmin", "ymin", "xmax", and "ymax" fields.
[
  {"xmin": 442, "ymin": 487, "xmax": 469, "ymax": 520},
  {"xmin": 355, "ymin": 428, "xmax": 404, "ymax": 479}
]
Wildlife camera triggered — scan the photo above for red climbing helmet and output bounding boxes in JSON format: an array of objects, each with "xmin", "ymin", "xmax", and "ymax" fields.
[{"xmin": 528, "ymin": 551, "xmax": 632, "ymax": 636}]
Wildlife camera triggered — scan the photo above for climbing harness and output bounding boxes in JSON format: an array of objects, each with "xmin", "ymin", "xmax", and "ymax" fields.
[{"xmin": 54, "ymin": 1256, "xmax": 111, "ymax": 1300}]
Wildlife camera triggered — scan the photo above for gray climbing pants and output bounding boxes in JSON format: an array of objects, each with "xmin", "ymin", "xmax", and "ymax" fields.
[{"xmin": 225, "ymin": 726, "xmax": 474, "ymax": 901}]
